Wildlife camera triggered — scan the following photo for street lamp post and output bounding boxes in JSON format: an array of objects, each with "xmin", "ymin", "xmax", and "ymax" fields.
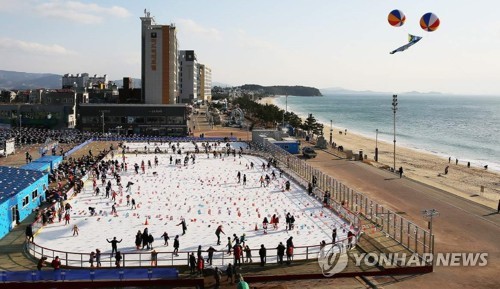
[
  {"xmin": 329, "ymin": 120, "xmax": 333, "ymax": 146},
  {"xmin": 101, "ymin": 111, "xmax": 105, "ymax": 135},
  {"xmin": 375, "ymin": 129, "xmax": 379, "ymax": 162},
  {"xmin": 282, "ymin": 95, "xmax": 288, "ymax": 129},
  {"xmin": 392, "ymin": 95, "xmax": 398, "ymax": 171}
]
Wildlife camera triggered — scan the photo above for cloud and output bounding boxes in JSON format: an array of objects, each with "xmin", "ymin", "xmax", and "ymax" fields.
[
  {"xmin": 176, "ymin": 19, "xmax": 222, "ymax": 41},
  {"xmin": 0, "ymin": 37, "xmax": 76, "ymax": 56},
  {"xmin": 34, "ymin": 0, "xmax": 130, "ymax": 24}
]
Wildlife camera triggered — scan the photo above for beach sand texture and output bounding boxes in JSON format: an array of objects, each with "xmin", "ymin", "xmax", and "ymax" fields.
[{"xmin": 261, "ymin": 96, "xmax": 499, "ymax": 209}]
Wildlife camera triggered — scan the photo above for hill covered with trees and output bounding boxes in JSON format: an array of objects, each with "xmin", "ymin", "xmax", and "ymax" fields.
[{"xmin": 240, "ymin": 84, "xmax": 322, "ymax": 96}]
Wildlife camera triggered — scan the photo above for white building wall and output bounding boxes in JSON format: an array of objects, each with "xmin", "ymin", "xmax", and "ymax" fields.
[{"xmin": 178, "ymin": 50, "xmax": 198, "ymax": 104}]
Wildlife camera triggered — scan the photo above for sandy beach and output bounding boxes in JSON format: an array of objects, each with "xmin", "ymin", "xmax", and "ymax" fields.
[{"xmin": 261, "ymin": 96, "xmax": 500, "ymax": 209}]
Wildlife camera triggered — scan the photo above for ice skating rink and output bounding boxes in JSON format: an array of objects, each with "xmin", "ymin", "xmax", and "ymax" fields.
[{"xmin": 34, "ymin": 142, "xmax": 350, "ymax": 266}]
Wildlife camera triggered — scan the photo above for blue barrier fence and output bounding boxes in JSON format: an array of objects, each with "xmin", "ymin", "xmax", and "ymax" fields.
[
  {"xmin": 1, "ymin": 268, "xmax": 178, "ymax": 282},
  {"xmin": 65, "ymin": 139, "xmax": 93, "ymax": 157},
  {"xmin": 92, "ymin": 136, "xmax": 238, "ymax": 142}
]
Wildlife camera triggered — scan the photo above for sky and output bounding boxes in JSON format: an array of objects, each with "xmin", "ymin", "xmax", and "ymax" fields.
[{"xmin": 0, "ymin": 0, "xmax": 499, "ymax": 95}]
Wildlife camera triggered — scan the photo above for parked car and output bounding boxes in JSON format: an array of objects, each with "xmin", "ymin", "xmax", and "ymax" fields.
[{"xmin": 302, "ymin": 147, "xmax": 317, "ymax": 158}]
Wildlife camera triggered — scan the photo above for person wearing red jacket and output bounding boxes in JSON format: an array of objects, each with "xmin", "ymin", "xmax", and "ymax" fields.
[{"xmin": 51, "ymin": 256, "xmax": 61, "ymax": 270}]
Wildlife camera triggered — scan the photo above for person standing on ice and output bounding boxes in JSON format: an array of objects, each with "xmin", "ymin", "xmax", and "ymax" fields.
[
  {"xmin": 262, "ymin": 217, "xmax": 269, "ymax": 234},
  {"xmin": 215, "ymin": 225, "xmax": 225, "ymax": 245},
  {"xmin": 237, "ymin": 171, "xmax": 241, "ymax": 183},
  {"xmin": 177, "ymin": 218, "xmax": 187, "ymax": 235},
  {"xmin": 270, "ymin": 214, "xmax": 276, "ymax": 229},
  {"xmin": 142, "ymin": 228, "xmax": 149, "ymax": 249},
  {"xmin": 226, "ymin": 237, "xmax": 232, "ymax": 255},
  {"xmin": 135, "ymin": 231, "xmax": 142, "ymax": 249},
  {"xmin": 161, "ymin": 232, "xmax": 170, "ymax": 246},
  {"xmin": 111, "ymin": 203, "xmax": 117, "ymax": 215},
  {"xmin": 242, "ymin": 174, "xmax": 247, "ymax": 186},
  {"xmin": 232, "ymin": 234, "xmax": 240, "ymax": 245},
  {"xmin": 173, "ymin": 235, "xmax": 180, "ymax": 256},
  {"xmin": 131, "ymin": 198, "xmax": 136, "ymax": 209},
  {"xmin": 332, "ymin": 227, "xmax": 337, "ymax": 243},
  {"xmin": 106, "ymin": 237, "xmax": 122, "ymax": 256}
]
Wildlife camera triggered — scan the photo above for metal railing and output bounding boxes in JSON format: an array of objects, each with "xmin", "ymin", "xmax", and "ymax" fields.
[
  {"xmin": 252, "ymin": 140, "xmax": 433, "ymax": 258},
  {"xmin": 26, "ymin": 237, "xmax": 352, "ymax": 268}
]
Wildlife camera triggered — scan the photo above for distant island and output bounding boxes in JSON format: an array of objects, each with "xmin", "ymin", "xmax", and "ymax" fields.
[{"xmin": 240, "ymin": 84, "xmax": 322, "ymax": 96}]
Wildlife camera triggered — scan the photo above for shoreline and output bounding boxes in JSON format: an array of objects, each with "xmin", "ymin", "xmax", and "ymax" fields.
[{"xmin": 261, "ymin": 96, "xmax": 500, "ymax": 209}]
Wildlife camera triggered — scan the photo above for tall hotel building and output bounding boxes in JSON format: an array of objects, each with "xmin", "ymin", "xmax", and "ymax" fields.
[{"xmin": 141, "ymin": 11, "xmax": 179, "ymax": 104}]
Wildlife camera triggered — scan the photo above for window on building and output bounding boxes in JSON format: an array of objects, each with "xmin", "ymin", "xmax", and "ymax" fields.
[
  {"xmin": 22, "ymin": 196, "xmax": 29, "ymax": 207},
  {"xmin": 32, "ymin": 190, "xmax": 38, "ymax": 200}
]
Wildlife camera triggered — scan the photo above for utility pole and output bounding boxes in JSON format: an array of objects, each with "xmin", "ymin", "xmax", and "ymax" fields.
[
  {"xmin": 329, "ymin": 119, "xmax": 333, "ymax": 145},
  {"xmin": 101, "ymin": 111, "xmax": 105, "ymax": 134},
  {"xmin": 392, "ymin": 95, "xmax": 398, "ymax": 171}
]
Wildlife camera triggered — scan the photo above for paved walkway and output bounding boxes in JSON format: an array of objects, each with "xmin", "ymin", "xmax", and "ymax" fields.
[{"xmin": 304, "ymin": 147, "xmax": 500, "ymax": 289}]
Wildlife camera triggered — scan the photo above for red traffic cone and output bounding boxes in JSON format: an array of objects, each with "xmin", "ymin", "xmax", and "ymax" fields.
[
  {"xmin": 254, "ymin": 223, "xmax": 258, "ymax": 231},
  {"xmin": 145, "ymin": 218, "xmax": 149, "ymax": 225}
]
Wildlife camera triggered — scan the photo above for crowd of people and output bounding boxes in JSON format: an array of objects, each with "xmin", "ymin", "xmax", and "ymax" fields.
[{"xmin": 27, "ymin": 139, "xmax": 357, "ymax": 288}]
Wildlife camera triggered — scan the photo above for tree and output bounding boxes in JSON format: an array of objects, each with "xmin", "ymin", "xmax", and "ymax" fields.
[
  {"xmin": 284, "ymin": 111, "xmax": 302, "ymax": 128},
  {"xmin": 301, "ymin": 114, "xmax": 323, "ymax": 136}
]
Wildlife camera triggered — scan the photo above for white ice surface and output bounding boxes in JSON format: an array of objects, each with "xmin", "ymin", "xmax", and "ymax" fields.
[{"xmin": 34, "ymin": 142, "xmax": 350, "ymax": 267}]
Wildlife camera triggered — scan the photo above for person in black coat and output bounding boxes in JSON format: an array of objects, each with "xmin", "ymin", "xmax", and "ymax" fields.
[
  {"xmin": 106, "ymin": 237, "xmax": 122, "ymax": 256},
  {"xmin": 142, "ymin": 228, "xmax": 149, "ymax": 249},
  {"xmin": 276, "ymin": 242, "xmax": 286, "ymax": 264},
  {"xmin": 177, "ymin": 218, "xmax": 187, "ymax": 235},
  {"xmin": 259, "ymin": 244, "xmax": 267, "ymax": 266},
  {"xmin": 148, "ymin": 233, "xmax": 154, "ymax": 250},
  {"xmin": 173, "ymin": 235, "xmax": 180, "ymax": 256},
  {"xmin": 189, "ymin": 252, "xmax": 196, "ymax": 274},
  {"xmin": 25, "ymin": 224, "xmax": 34, "ymax": 242},
  {"xmin": 135, "ymin": 231, "xmax": 142, "ymax": 249}
]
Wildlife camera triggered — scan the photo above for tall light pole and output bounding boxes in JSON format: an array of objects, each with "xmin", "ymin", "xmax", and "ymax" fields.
[
  {"xmin": 101, "ymin": 111, "xmax": 105, "ymax": 134},
  {"xmin": 392, "ymin": 95, "xmax": 398, "ymax": 171},
  {"xmin": 375, "ymin": 129, "xmax": 379, "ymax": 162},
  {"xmin": 329, "ymin": 119, "xmax": 333, "ymax": 146},
  {"xmin": 282, "ymin": 95, "xmax": 288, "ymax": 128}
]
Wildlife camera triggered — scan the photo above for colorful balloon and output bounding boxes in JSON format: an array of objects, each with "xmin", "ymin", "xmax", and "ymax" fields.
[
  {"xmin": 388, "ymin": 9, "xmax": 406, "ymax": 27},
  {"xmin": 420, "ymin": 12, "xmax": 440, "ymax": 32}
]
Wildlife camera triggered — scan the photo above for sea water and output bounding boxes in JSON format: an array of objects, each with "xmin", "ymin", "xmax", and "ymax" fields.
[{"xmin": 273, "ymin": 94, "xmax": 500, "ymax": 171}]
